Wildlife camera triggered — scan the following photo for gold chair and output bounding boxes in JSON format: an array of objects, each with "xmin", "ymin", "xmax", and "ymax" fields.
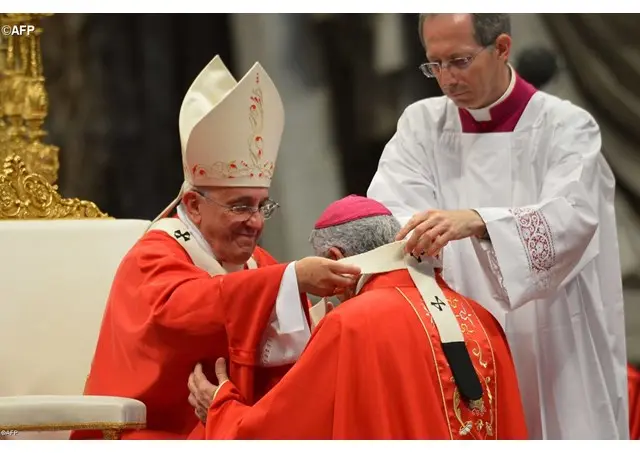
[{"xmin": 0, "ymin": 14, "xmax": 148, "ymax": 440}]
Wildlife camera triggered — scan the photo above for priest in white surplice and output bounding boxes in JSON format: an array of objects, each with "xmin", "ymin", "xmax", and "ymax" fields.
[{"xmin": 368, "ymin": 13, "xmax": 628, "ymax": 440}]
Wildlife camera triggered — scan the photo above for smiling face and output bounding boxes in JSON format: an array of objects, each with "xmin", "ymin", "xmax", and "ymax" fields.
[
  {"xmin": 182, "ymin": 186, "xmax": 270, "ymax": 264},
  {"xmin": 421, "ymin": 13, "xmax": 512, "ymax": 109}
]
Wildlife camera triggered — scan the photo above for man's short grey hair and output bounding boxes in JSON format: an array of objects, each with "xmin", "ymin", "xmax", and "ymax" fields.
[
  {"xmin": 309, "ymin": 215, "xmax": 402, "ymax": 258},
  {"xmin": 418, "ymin": 13, "xmax": 511, "ymax": 49}
]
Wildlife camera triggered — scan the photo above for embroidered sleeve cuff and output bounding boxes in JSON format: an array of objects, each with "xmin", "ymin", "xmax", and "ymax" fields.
[
  {"xmin": 471, "ymin": 206, "xmax": 554, "ymax": 310},
  {"xmin": 259, "ymin": 262, "xmax": 312, "ymax": 367}
]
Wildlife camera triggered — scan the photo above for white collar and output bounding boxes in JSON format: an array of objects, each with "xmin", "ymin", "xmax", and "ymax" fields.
[{"xmin": 466, "ymin": 64, "xmax": 516, "ymax": 122}]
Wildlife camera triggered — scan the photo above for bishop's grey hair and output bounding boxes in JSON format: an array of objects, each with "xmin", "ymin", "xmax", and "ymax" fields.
[
  {"xmin": 309, "ymin": 215, "xmax": 402, "ymax": 258},
  {"xmin": 418, "ymin": 13, "xmax": 511, "ymax": 48}
]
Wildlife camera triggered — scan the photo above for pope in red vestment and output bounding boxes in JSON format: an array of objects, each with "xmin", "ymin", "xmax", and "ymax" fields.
[
  {"xmin": 71, "ymin": 56, "xmax": 360, "ymax": 440},
  {"xmin": 629, "ymin": 363, "xmax": 640, "ymax": 440},
  {"xmin": 188, "ymin": 195, "xmax": 529, "ymax": 439}
]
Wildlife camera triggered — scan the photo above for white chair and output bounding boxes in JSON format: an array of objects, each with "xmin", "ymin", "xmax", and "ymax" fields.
[{"xmin": 0, "ymin": 155, "xmax": 150, "ymax": 439}]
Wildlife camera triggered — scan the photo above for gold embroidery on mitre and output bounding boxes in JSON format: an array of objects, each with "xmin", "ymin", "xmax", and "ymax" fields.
[{"xmin": 192, "ymin": 72, "xmax": 276, "ymax": 181}]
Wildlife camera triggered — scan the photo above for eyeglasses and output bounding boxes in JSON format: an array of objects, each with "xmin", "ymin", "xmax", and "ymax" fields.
[
  {"xmin": 194, "ymin": 191, "xmax": 280, "ymax": 220},
  {"xmin": 419, "ymin": 47, "xmax": 488, "ymax": 78}
]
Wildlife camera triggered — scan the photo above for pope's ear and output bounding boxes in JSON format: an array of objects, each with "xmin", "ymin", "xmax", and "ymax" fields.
[
  {"xmin": 326, "ymin": 246, "xmax": 345, "ymax": 261},
  {"xmin": 182, "ymin": 191, "xmax": 202, "ymax": 225}
]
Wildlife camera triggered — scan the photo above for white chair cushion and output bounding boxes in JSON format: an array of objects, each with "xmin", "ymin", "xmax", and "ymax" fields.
[
  {"xmin": 0, "ymin": 219, "xmax": 150, "ymax": 439},
  {"xmin": 0, "ymin": 219, "xmax": 151, "ymax": 397},
  {"xmin": 0, "ymin": 395, "xmax": 146, "ymax": 430}
]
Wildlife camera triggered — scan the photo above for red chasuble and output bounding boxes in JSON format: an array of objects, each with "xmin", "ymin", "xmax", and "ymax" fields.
[
  {"xmin": 70, "ymin": 230, "xmax": 308, "ymax": 440},
  {"xmin": 629, "ymin": 363, "xmax": 640, "ymax": 440},
  {"xmin": 204, "ymin": 269, "xmax": 528, "ymax": 440}
]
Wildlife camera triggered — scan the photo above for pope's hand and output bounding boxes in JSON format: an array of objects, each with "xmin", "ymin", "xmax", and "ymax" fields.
[
  {"xmin": 188, "ymin": 358, "xmax": 229, "ymax": 425},
  {"xmin": 295, "ymin": 257, "xmax": 361, "ymax": 297},
  {"xmin": 395, "ymin": 209, "xmax": 487, "ymax": 256}
]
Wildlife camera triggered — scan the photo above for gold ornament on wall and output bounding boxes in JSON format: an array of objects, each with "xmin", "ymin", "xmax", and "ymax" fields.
[
  {"xmin": 0, "ymin": 154, "xmax": 107, "ymax": 219},
  {"xmin": 0, "ymin": 13, "xmax": 109, "ymax": 219}
]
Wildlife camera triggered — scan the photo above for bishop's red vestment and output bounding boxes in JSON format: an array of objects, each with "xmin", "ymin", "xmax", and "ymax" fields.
[{"xmin": 204, "ymin": 269, "xmax": 528, "ymax": 440}]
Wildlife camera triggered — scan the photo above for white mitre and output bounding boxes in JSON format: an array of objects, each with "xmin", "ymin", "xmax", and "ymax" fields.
[{"xmin": 154, "ymin": 55, "xmax": 285, "ymax": 221}]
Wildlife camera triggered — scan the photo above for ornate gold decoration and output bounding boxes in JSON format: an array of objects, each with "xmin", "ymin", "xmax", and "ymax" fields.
[
  {"xmin": 395, "ymin": 285, "xmax": 499, "ymax": 440},
  {"xmin": 471, "ymin": 339, "xmax": 489, "ymax": 368},
  {"xmin": 0, "ymin": 14, "xmax": 58, "ymax": 184},
  {"xmin": 0, "ymin": 154, "xmax": 108, "ymax": 219},
  {"xmin": 0, "ymin": 13, "xmax": 109, "ymax": 219},
  {"xmin": 452, "ymin": 377, "xmax": 494, "ymax": 438}
]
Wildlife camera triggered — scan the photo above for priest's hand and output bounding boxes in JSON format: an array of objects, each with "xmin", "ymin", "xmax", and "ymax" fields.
[
  {"xmin": 396, "ymin": 209, "xmax": 487, "ymax": 256},
  {"xmin": 295, "ymin": 257, "xmax": 361, "ymax": 297},
  {"xmin": 188, "ymin": 358, "xmax": 229, "ymax": 425}
]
